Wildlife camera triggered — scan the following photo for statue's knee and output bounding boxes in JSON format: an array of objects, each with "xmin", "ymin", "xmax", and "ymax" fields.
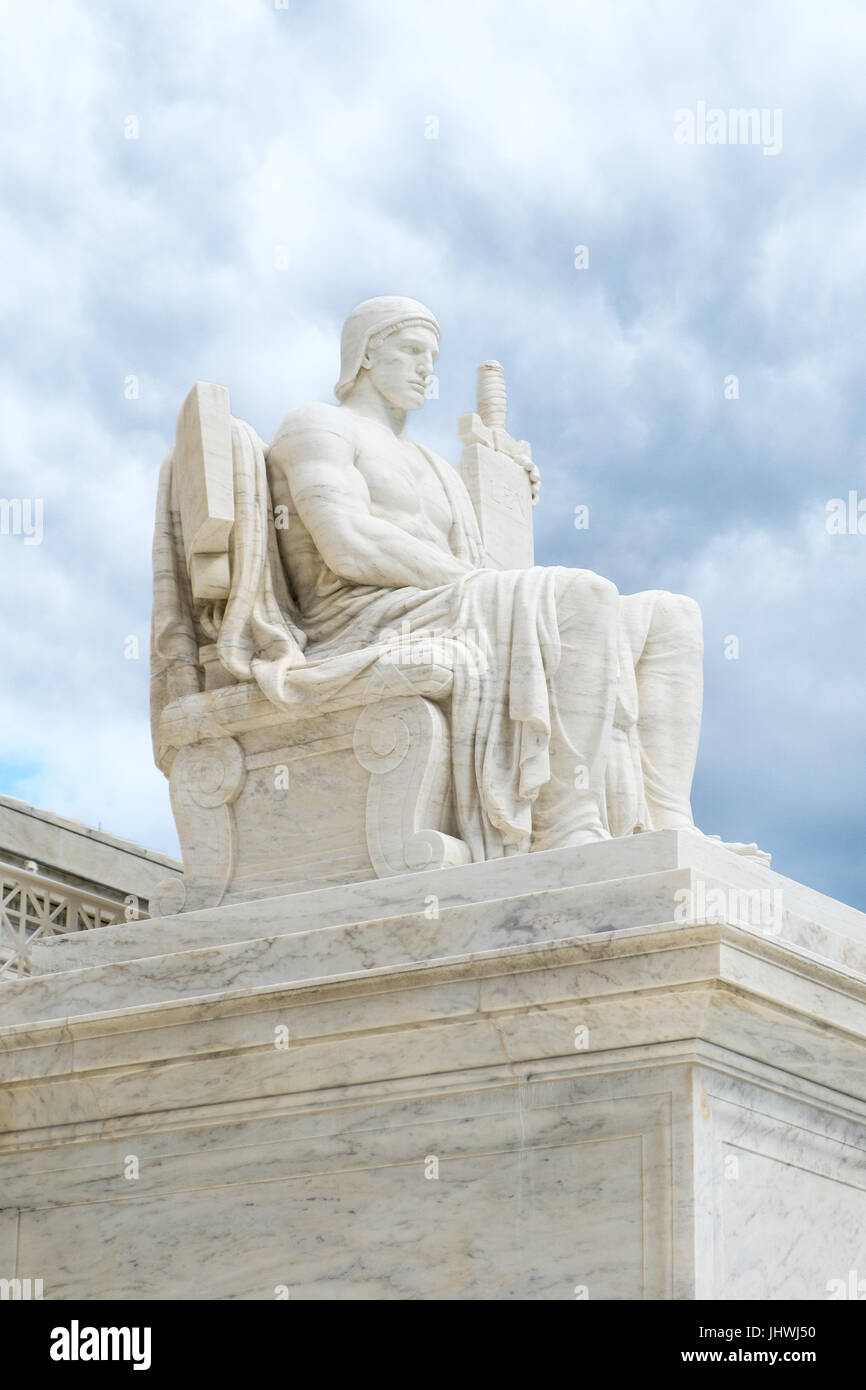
[
  {"xmin": 556, "ymin": 569, "xmax": 618, "ymax": 607},
  {"xmin": 592, "ymin": 573, "xmax": 620, "ymax": 603},
  {"xmin": 653, "ymin": 591, "xmax": 702, "ymax": 644}
]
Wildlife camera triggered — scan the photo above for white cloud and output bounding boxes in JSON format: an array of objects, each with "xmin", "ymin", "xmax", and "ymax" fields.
[{"xmin": 1, "ymin": 0, "xmax": 864, "ymax": 902}]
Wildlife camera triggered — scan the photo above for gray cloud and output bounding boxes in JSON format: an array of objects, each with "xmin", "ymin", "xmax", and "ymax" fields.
[{"xmin": 1, "ymin": 0, "xmax": 864, "ymax": 903}]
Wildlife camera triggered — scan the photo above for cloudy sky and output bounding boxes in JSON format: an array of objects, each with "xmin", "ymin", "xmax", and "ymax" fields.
[{"xmin": 1, "ymin": 0, "xmax": 864, "ymax": 907}]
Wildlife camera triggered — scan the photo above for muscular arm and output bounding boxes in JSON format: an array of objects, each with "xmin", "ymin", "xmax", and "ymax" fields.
[{"xmin": 269, "ymin": 421, "xmax": 472, "ymax": 589}]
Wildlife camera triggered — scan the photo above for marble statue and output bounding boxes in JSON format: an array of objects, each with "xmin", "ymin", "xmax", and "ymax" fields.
[{"xmin": 149, "ymin": 296, "xmax": 761, "ymax": 914}]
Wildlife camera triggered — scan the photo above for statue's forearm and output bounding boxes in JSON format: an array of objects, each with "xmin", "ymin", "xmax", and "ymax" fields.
[{"xmin": 322, "ymin": 513, "xmax": 472, "ymax": 589}]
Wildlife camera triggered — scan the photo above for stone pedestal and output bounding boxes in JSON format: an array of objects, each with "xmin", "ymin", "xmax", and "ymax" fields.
[{"xmin": 2, "ymin": 830, "xmax": 866, "ymax": 1300}]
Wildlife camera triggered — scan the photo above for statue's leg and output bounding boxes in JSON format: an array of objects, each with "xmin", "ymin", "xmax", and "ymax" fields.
[
  {"xmin": 620, "ymin": 590, "xmax": 704, "ymax": 829},
  {"xmin": 531, "ymin": 569, "xmax": 620, "ymax": 851}
]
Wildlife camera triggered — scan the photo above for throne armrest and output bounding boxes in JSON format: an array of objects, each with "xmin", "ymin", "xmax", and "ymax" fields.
[
  {"xmin": 174, "ymin": 382, "xmax": 235, "ymax": 603},
  {"xmin": 157, "ymin": 660, "xmax": 455, "ymax": 758}
]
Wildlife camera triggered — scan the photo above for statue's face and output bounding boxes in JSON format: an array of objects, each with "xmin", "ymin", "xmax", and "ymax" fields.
[{"xmin": 361, "ymin": 323, "xmax": 439, "ymax": 410}]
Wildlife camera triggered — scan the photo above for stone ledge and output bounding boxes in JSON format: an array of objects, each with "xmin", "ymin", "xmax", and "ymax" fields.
[{"xmin": 26, "ymin": 827, "xmax": 866, "ymax": 976}]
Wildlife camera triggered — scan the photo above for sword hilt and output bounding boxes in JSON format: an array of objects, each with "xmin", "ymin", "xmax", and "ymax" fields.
[{"xmin": 477, "ymin": 360, "xmax": 507, "ymax": 431}]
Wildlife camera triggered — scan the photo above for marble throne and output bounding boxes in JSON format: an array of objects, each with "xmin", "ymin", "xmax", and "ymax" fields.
[{"xmin": 149, "ymin": 370, "xmax": 536, "ymax": 916}]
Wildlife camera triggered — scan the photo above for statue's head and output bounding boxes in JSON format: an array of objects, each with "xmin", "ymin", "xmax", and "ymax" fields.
[{"xmin": 335, "ymin": 296, "xmax": 440, "ymax": 411}]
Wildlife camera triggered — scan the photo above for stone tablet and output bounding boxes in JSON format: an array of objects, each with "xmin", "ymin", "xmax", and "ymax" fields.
[
  {"xmin": 457, "ymin": 362, "xmax": 535, "ymax": 570},
  {"xmin": 456, "ymin": 435, "xmax": 534, "ymax": 570}
]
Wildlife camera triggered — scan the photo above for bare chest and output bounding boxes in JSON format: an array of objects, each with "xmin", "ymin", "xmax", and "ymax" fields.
[{"xmin": 354, "ymin": 427, "xmax": 452, "ymax": 537}]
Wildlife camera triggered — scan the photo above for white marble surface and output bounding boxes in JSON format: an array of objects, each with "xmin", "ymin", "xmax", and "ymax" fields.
[
  {"xmin": 29, "ymin": 826, "xmax": 866, "ymax": 974},
  {"xmin": 5, "ymin": 1074, "xmax": 673, "ymax": 1300},
  {"xmin": 4, "ymin": 842, "xmax": 866, "ymax": 1299},
  {"xmin": 2, "ymin": 1046, "xmax": 865, "ymax": 1299},
  {"xmin": 0, "ymin": 794, "xmax": 180, "ymax": 900},
  {"xmin": 456, "ymin": 359, "xmax": 538, "ymax": 569},
  {"xmin": 693, "ymin": 1067, "xmax": 866, "ymax": 1300}
]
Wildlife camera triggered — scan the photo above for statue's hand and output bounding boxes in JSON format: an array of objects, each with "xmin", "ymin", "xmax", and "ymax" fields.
[
  {"xmin": 510, "ymin": 440, "xmax": 541, "ymax": 506},
  {"xmin": 458, "ymin": 412, "xmax": 541, "ymax": 505}
]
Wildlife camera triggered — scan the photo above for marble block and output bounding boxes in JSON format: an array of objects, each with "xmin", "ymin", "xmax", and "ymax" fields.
[
  {"xmin": 456, "ymin": 437, "xmax": 534, "ymax": 570},
  {"xmin": 456, "ymin": 359, "xmax": 537, "ymax": 569},
  {"xmin": 2, "ymin": 830, "xmax": 866, "ymax": 1300},
  {"xmin": 0, "ymin": 794, "xmax": 181, "ymax": 903},
  {"xmin": 174, "ymin": 381, "xmax": 235, "ymax": 603}
]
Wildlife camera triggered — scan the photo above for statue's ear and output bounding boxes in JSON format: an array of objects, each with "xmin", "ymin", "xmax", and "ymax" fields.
[{"xmin": 361, "ymin": 348, "xmax": 374, "ymax": 370}]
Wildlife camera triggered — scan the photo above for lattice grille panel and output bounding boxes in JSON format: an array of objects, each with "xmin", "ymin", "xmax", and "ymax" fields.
[{"xmin": 0, "ymin": 862, "xmax": 139, "ymax": 980}]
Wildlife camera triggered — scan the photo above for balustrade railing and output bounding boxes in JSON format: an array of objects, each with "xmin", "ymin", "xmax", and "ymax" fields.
[{"xmin": 0, "ymin": 859, "xmax": 142, "ymax": 980}]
